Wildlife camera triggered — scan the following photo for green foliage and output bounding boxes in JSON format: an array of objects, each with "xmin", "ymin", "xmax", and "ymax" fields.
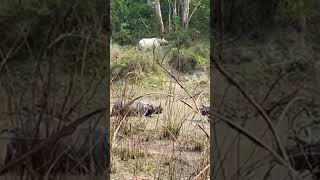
[
  {"xmin": 113, "ymin": 22, "xmax": 133, "ymax": 45},
  {"xmin": 188, "ymin": 0, "xmax": 210, "ymax": 36},
  {"xmin": 184, "ymin": 43, "xmax": 210, "ymax": 68},
  {"xmin": 168, "ymin": 43, "xmax": 209, "ymax": 73},
  {"xmin": 111, "ymin": 46, "xmax": 167, "ymax": 86},
  {"xmin": 111, "ymin": 0, "xmax": 209, "ymax": 45},
  {"xmin": 111, "ymin": 0, "xmax": 156, "ymax": 45},
  {"xmin": 169, "ymin": 29, "xmax": 193, "ymax": 47}
]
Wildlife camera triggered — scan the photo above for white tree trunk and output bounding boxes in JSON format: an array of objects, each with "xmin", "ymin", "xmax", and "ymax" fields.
[
  {"xmin": 173, "ymin": 0, "xmax": 177, "ymax": 31},
  {"xmin": 168, "ymin": 0, "xmax": 171, "ymax": 32},
  {"xmin": 181, "ymin": 0, "xmax": 190, "ymax": 28},
  {"xmin": 149, "ymin": 0, "xmax": 165, "ymax": 35},
  {"xmin": 173, "ymin": 0, "xmax": 177, "ymax": 17}
]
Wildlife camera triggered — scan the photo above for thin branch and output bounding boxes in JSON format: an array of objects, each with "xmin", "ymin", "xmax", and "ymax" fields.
[
  {"xmin": 212, "ymin": 59, "xmax": 291, "ymax": 170},
  {"xmin": 187, "ymin": 0, "xmax": 202, "ymax": 25},
  {"xmin": 193, "ymin": 163, "xmax": 210, "ymax": 180},
  {"xmin": 0, "ymin": 108, "xmax": 105, "ymax": 175},
  {"xmin": 212, "ymin": 110, "xmax": 301, "ymax": 179}
]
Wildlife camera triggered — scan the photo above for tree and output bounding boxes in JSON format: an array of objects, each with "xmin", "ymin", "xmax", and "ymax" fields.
[
  {"xmin": 148, "ymin": 0, "xmax": 165, "ymax": 35},
  {"xmin": 181, "ymin": 0, "xmax": 190, "ymax": 28},
  {"xmin": 110, "ymin": 0, "xmax": 209, "ymax": 43}
]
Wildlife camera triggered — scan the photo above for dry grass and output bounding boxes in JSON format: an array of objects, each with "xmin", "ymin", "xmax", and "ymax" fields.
[{"xmin": 110, "ymin": 43, "xmax": 210, "ymax": 180}]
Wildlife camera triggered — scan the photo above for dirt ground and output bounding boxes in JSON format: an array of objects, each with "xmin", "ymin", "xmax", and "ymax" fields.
[{"xmin": 110, "ymin": 72, "xmax": 210, "ymax": 180}]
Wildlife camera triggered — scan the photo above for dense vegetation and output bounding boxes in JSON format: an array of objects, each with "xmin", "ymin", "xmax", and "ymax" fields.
[
  {"xmin": 110, "ymin": 0, "xmax": 210, "ymax": 87},
  {"xmin": 111, "ymin": 0, "xmax": 209, "ymax": 45}
]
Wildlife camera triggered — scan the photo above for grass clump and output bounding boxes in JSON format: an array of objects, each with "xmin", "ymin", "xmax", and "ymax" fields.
[
  {"xmin": 193, "ymin": 138, "xmax": 207, "ymax": 152},
  {"xmin": 161, "ymin": 123, "xmax": 181, "ymax": 140},
  {"xmin": 169, "ymin": 43, "xmax": 209, "ymax": 73},
  {"xmin": 111, "ymin": 45, "xmax": 167, "ymax": 86},
  {"xmin": 133, "ymin": 159, "xmax": 155, "ymax": 176},
  {"xmin": 115, "ymin": 145, "xmax": 146, "ymax": 161}
]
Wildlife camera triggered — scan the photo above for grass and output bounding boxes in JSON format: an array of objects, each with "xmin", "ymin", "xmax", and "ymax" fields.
[
  {"xmin": 179, "ymin": 42, "xmax": 210, "ymax": 70},
  {"xmin": 115, "ymin": 145, "xmax": 147, "ymax": 161},
  {"xmin": 133, "ymin": 159, "xmax": 154, "ymax": 176},
  {"xmin": 111, "ymin": 44, "xmax": 167, "ymax": 87},
  {"xmin": 168, "ymin": 43, "xmax": 210, "ymax": 74},
  {"xmin": 111, "ymin": 42, "xmax": 210, "ymax": 88},
  {"xmin": 110, "ymin": 41, "xmax": 210, "ymax": 179}
]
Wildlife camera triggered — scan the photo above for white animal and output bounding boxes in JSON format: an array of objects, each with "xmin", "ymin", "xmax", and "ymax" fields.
[{"xmin": 138, "ymin": 38, "xmax": 168, "ymax": 51}]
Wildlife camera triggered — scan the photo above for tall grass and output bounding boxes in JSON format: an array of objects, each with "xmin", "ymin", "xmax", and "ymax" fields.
[{"xmin": 110, "ymin": 42, "xmax": 210, "ymax": 179}]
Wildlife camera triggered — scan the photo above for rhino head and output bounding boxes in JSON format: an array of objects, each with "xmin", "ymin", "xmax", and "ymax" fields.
[{"xmin": 158, "ymin": 38, "xmax": 168, "ymax": 45}]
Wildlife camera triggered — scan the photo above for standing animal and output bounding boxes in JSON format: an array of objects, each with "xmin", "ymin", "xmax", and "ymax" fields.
[
  {"xmin": 138, "ymin": 38, "xmax": 168, "ymax": 51},
  {"xmin": 112, "ymin": 99, "xmax": 163, "ymax": 117}
]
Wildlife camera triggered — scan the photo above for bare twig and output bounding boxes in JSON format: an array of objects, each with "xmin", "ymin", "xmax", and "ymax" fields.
[
  {"xmin": 193, "ymin": 164, "xmax": 210, "ymax": 180},
  {"xmin": 187, "ymin": 0, "xmax": 202, "ymax": 25},
  {"xmin": 212, "ymin": 110, "xmax": 301, "ymax": 179},
  {"xmin": 212, "ymin": 59, "xmax": 291, "ymax": 170},
  {"xmin": 0, "ymin": 108, "xmax": 105, "ymax": 175}
]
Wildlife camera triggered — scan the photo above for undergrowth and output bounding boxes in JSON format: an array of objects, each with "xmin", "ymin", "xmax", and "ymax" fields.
[
  {"xmin": 111, "ymin": 45, "xmax": 167, "ymax": 87},
  {"xmin": 111, "ymin": 42, "xmax": 210, "ymax": 88}
]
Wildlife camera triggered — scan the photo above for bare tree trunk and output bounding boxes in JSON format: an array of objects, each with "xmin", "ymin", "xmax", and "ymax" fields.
[
  {"xmin": 177, "ymin": 0, "xmax": 180, "ymax": 22},
  {"xmin": 173, "ymin": 0, "xmax": 177, "ymax": 31},
  {"xmin": 168, "ymin": 0, "xmax": 171, "ymax": 32},
  {"xmin": 173, "ymin": 0, "xmax": 177, "ymax": 17},
  {"xmin": 148, "ymin": 0, "xmax": 165, "ymax": 35},
  {"xmin": 181, "ymin": 0, "xmax": 190, "ymax": 28}
]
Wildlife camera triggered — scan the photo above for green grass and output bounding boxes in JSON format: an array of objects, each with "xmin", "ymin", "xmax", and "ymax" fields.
[
  {"xmin": 169, "ymin": 42, "xmax": 210, "ymax": 73},
  {"xmin": 111, "ymin": 42, "xmax": 210, "ymax": 88},
  {"xmin": 111, "ymin": 45, "xmax": 168, "ymax": 87},
  {"xmin": 181, "ymin": 42, "xmax": 210, "ymax": 68}
]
